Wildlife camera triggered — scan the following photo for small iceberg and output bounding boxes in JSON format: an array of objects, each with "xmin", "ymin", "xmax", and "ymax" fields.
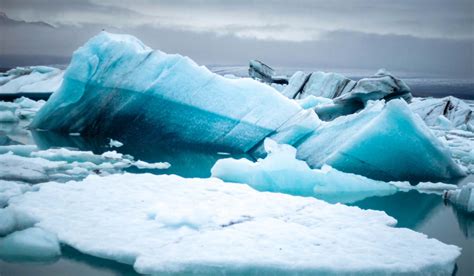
[
  {"xmin": 444, "ymin": 183, "xmax": 474, "ymax": 214},
  {"xmin": 212, "ymin": 139, "xmax": 397, "ymax": 203}
]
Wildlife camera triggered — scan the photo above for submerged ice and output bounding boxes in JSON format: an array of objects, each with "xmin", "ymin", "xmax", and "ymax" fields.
[{"xmin": 29, "ymin": 32, "xmax": 464, "ymax": 182}]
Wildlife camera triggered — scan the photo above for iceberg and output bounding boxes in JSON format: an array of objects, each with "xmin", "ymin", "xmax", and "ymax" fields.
[
  {"xmin": 292, "ymin": 100, "xmax": 465, "ymax": 182},
  {"xmin": 410, "ymin": 96, "xmax": 473, "ymax": 130},
  {"xmin": 6, "ymin": 173, "xmax": 460, "ymax": 274},
  {"xmin": 281, "ymin": 69, "xmax": 412, "ymax": 120},
  {"xmin": 248, "ymin": 60, "xmax": 288, "ymax": 84},
  {"xmin": 0, "ymin": 66, "xmax": 63, "ymax": 100},
  {"xmin": 31, "ymin": 32, "xmax": 313, "ymax": 152},
  {"xmin": 444, "ymin": 183, "xmax": 474, "ymax": 214},
  {"xmin": 434, "ymin": 128, "xmax": 474, "ymax": 174},
  {"xmin": 212, "ymin": 139, "xmax": 397, "ymax": 203}
]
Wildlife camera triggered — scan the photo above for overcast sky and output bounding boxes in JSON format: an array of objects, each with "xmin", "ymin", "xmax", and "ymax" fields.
[{"xmin": 1, "ymin": 0, "xmax": 473, "ymax": 77}]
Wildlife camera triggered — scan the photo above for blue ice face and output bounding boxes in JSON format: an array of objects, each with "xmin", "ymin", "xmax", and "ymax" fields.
[{"xmin": 31, "ymin": 32, "xmax": 313, "ymax": 152}]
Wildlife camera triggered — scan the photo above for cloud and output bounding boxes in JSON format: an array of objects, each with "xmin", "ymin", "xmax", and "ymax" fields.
[{"xmin": 1, "ymin": 0, "xmax": 473, "ymax": 41}]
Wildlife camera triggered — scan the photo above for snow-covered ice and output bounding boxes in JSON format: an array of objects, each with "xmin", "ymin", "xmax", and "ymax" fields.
[
  {"xmin": 6, "ymin": 173, "xmax": 460, "ymax": 274},
  {"xmin": 0, "ymin": 145, "xmax": 170, "ymax": 184},
  {"xmin": 0, "ymin": 227, "xmax": 60, "ymax": 261},
  {"xmin": 410, "ymin": 96, "xmax": 473, "ymax": 130},
  {"xmin": 0, "ymin": 66, "xmax": 63, "ymax": 95},
  {"xmin": 0, "ymin": 97, "xmax": 45, "ymax": 121}
]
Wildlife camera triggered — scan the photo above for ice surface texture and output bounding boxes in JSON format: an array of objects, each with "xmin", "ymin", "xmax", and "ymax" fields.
[
  {"xmin": 410, "ymin": 96, "xmax": 473, "ymax": 131},
  {"xmin": 444, "ymin": 183, "xmax": 474, "ymax": 214},
  {"xmin": 0, "ymin": 145, "xmax": 170, "ymax": 184},
  {"xmin": 0, "ymin": 66, "xmax": 63, "ymax": 95},
  {"xmin": 212, "ymin": 139, "xmax": 397, "ymax": 203},
  {"xmin": 31, "ymin": 32, "xmax": 310, "ymax": 152},
  {"xmin": 7, "ymin": 173, "xmax": 460, "ymax": 274},
  {"xmin": 282, "ymin": 69, "xmax": 412, "ymax": 120}
]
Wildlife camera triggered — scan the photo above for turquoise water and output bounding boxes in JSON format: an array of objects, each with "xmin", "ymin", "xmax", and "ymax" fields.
[{"xmin": 1, "ymin": 129, "xmax": 473, "ymax": 275}]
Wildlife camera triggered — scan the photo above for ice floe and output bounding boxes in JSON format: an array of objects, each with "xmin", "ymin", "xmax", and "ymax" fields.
[
  {"xmin": 0, "ymin": 66, "xmax": 63, "ymax": 97},
  {"xmin": 444, "ymin": 183, "xmax": 474, "ymax": 214},
  {"xmin": 5, "ymin": 173, "xmax": 460, "ymax": 274},
  {"xmin": 0, "ymin": 145, "xmax": 170, "ymax": 184}
]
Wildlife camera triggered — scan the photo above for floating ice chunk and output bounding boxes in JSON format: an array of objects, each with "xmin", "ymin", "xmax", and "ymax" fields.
[
  {"xmin": 212, "ymin": 138, "xmax": 397, "ymax": 202},
  {"xmin": 0, "ymin": 227, "xmax": 60, "ymax": 261},
  {"xmin": 0, "ymin": 154, "xmax": 50, "ymax": 183},
  {"xmin": 109, "ymin": 138, "xmax": 123, "ymax": 148},
  {"xmin": 444, "ymin": 183, "xmax": 474, "ymax": 214},
  {"xmin": 391, "ymin": 181, "xmax": 458, "ymax": 193},
  {"xmin": 0, "ymin": 110, "xmax": 18, "ymax": 122},
  {"xmin": 31, "ymin": 32, "xmax": 307, "ymax": 152},
  {"xmin": 0, "ymin": 98, "xmax": 44, "ymax": 121},
  {"xmin": 423, "ymin": 127, "xmax": 474, "ymax": 174},
  {"xmin": 295, "ymin": 95, "xmax": 333, "ymax": 110},
  {"xmin": 0, "ymin": 66, "xmax": 63, "ymax": 96},
  {"xmin": 282, "ymin": 69, "xmax": 412, "ymax": 120},
  {"xmin": 435, "ymin": 115, "xmax": 454, "ymax": 130},
  {"xmin": 0, "ymin": 180, "xmax": 34, "ymax": 208},
  {"xmin": 0, "ymin": 208, "xmax": 16, "ymax": 236},
  {"xmin": 7, "ymin": 173, "xmax": 460, "ymax": 274},
  {"xmin": 296, "ymin": 99, "xmax": 465, "ymax": 182},
  {"xmin": 410, "ymin": 96, "xmax": 473, "ymax": 130},
  {"xmin": 133, "ymin": 160, "xmax": 171, "ymax": 170},
  {"xmin": 0, "ymin": 146, "xmax": 169, "ymax": 183}
]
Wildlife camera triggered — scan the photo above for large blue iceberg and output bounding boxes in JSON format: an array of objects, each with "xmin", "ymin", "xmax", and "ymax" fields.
[
  {"xmin": 31, "ymin": 32, "xmax": 314, "ymax": 152},
  {"xmin": 31, "ymin": 32, "xmax": 464, "ymax": 182}
]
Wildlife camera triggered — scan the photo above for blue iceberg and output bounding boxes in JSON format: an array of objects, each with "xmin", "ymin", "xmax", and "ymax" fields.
[{"xmin": 31, "ymin": 32, "xmax": 315, "ymax": 152}]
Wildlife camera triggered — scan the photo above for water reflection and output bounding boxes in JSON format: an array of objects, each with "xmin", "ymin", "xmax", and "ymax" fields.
[
  {"xmin": 31, "ymin": 130, "xmax": 251, "ymax": 178},
  {"xmin": 0, "ymin": 246, "xmax": 138, "ymax": 276},
  {"xmin": 350, "ymin": 190, "xmax": 474, "ymax": 276}
]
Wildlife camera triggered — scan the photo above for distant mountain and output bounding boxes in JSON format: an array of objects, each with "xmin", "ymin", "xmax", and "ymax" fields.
[{"xmin": 0, "ymin": 11, "xmax": 54, "ymax": 28}]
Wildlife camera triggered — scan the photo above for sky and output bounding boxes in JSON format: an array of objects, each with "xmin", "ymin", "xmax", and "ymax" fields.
[{"xmin": 1, "ymin": 0, "xmax": 473, "ymax": 77}]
